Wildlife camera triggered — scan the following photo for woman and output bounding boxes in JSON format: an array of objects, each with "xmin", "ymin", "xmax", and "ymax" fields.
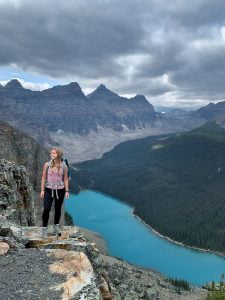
[{"xmin": 40, "ymin": 147, "xmax": 69, "ymax": 238}]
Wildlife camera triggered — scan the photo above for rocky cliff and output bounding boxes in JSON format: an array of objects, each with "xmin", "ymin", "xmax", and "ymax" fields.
[
  {"xmin": 0, "ymin": 119, "xmax": 49, "ymax": 192},
  {"xmin": 0, "ymin": 123, "xmax": 64, "ymax": 226},
  {"xmin": 0, "ymin": 222, "xmax": 207, "ymax": 299},
  {"xmin": 0, "ymin": 158, "xmax": 35, "ymax": 226}
]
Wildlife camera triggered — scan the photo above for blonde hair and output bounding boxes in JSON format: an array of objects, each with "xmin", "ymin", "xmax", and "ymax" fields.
[{"xmin": 49, "ymin": 147, "xmax": 64, "ymax": 170}]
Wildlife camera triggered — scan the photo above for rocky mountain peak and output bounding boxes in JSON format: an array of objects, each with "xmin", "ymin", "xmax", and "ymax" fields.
[
  {"xmin": 131, "ymin": 94, "xmax": 148, "ymax": 102},
  {"xmin": 43, "ymin": 81, "xmax": 85, "ymax": 97},
  {"xmin": 96, "ymin": 83, "xmax": 108, "ymax": 90},
  {"xmin": 87, "ymin": 84, "xmax": 118, "ymax": 98},
  {"xmin": 5, "ymin": 79, "xmax": 24, "ymax": 90},
  {"xmin": 129, "ymin": 94, "xmax": 155, "ymax": 109},
  {"xmin": 66, "ymin": 81, "xmax": 82, "ymax": 91}
]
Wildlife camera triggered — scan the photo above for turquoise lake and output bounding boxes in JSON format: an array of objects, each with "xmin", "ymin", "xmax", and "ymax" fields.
[{"xmin": 64, "ymin": 189, "xmax": 225, "ymax": 286}]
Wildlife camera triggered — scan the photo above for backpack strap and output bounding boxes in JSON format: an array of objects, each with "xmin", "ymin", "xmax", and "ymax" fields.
[
  {"xmin": 63, "ymin": 158, "xmax": 71, "ymax": 180},
  {"xmin": 62, "ymin": 160, "xmax": 66, "ymax": 180},
  {"xmin": 45, "ymin": 160, "xmax": 51, "ymax": 181}
]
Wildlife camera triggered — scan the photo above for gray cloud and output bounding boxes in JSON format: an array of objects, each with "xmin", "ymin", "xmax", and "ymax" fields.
[{"xmin": 1, "ymin": 0, "xmax": 225, "ymax": 108}]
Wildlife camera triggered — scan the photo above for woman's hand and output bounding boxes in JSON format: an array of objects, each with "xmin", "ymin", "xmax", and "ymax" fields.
[
  {"xmin": 65, "ymin": 191, "xmax": 70, "ymax": 199},
  {"xmin": 40, "ymin": 190, "xmax": 45, "ymax": 199}
]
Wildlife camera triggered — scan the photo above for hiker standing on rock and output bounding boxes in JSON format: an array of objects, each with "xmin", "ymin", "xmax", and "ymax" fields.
[{"xmin": 40, "ymin": 147, "xmax": 70, "ymax": 238}]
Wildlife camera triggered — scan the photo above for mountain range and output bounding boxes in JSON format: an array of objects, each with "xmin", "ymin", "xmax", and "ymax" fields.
[
  {"xmin": 0, "ymin": 79, "xmax": 209, "ymax": 162},
  {"xmin": 0, "ymin": 79, "xmax": 155, "ymax": 137}
]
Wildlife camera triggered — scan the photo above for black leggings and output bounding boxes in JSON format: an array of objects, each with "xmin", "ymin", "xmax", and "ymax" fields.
[{"xmin": 42, "ymin": 187, "xmax": 65, "ymax": 227}]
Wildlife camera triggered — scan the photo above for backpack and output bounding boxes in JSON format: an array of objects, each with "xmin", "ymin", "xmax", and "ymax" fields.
[
  {"xmin": 46, "ymin": 158, "xmax": 71, "ymax": 181},
  {"xmin": 62, "ymin": 158, "xmax": 71, "ymax": 181}
]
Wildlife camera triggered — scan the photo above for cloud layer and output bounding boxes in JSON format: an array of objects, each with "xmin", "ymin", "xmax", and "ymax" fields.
[{"xmin": 1, "ymin": 0, "xmax": 225, "ymax": 108}]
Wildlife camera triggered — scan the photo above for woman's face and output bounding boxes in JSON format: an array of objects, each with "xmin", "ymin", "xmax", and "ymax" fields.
[{"xmin": 50, "ymin": 149, "xmax": 58, "ymax": 160}]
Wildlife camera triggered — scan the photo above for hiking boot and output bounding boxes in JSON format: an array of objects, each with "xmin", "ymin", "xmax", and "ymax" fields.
[
  {"xmin": 41, "ymin": 227, "xmax": 48, "ymax": 239},
  {"xmin": 53, "ymin": 224, "xmax": 61, "ymax": 236}
]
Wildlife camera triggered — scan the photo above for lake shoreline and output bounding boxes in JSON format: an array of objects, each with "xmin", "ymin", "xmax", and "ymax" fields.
[
  {"xmin": 131, "ymin": 209, "xmax": 225, "ymax": 260},
  {"xmin": 75, "ymin": 188, "xmax": 225, "ymax": 260}
]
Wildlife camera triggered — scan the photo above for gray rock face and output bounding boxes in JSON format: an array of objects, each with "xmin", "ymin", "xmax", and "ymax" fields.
[
  {"xmin": 0, "ymin": 119, "xmax": 49, "ymax": 192},
  {"xmin": 0, "ymin": 159, "xmax": 35, "ymax": 226}
]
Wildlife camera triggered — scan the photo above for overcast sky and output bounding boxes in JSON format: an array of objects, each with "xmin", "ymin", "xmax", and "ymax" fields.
[{"xmin": 1, "ymin": 0, "xmax": 225, "ymax": 110}]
